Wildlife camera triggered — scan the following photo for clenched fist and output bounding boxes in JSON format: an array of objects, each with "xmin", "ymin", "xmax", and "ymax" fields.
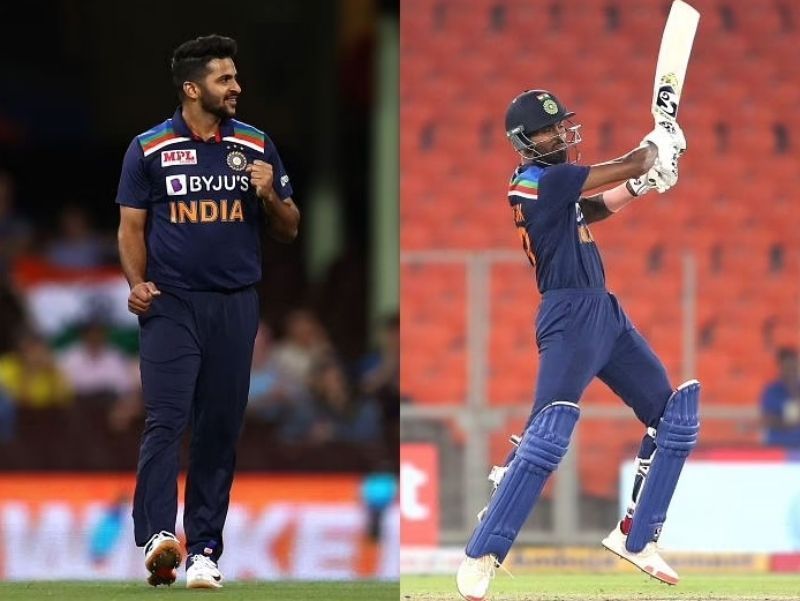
[
  {"xmin": 245, "ymin": 160, "xmax": 274, "ymax": 200},
  {"xmin": 128, "ymin": 281, "xmax": 161, "ymax": 315}
]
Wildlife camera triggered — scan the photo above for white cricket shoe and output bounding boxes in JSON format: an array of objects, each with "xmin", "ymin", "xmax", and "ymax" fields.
[
  {"xmin": 601, "ymin": 523, "xmax": 679, "ymax": 585},
  {"xmin": 456, "ymin": 554, "xmax": 498, "ymax": 601},
  {"xmin": 144, "ymin": 531, "xmax": 183, "ymax": 587},
  {"xmin": 186, "ymin": 554, "xmax": 224, "ymax": 589}
]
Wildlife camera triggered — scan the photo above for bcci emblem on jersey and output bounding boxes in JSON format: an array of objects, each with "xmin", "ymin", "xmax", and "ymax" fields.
[{"xmin": 227, "ymin": 150, "xmax": 247, "ymax": 172}]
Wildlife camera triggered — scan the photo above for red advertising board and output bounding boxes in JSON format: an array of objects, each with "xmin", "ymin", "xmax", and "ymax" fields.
[
  {"xmin": 0, "ymin": 473, "xmax": 398, "ymax": 581},
  {"xmin": 400, "ymin": 443, "xmax": 439, "ymax": 546}
]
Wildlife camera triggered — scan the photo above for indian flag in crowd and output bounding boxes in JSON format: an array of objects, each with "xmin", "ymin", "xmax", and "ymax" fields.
[{"xmin": 12, "ymin": 257, "xmax": 137, "ymax": 337}]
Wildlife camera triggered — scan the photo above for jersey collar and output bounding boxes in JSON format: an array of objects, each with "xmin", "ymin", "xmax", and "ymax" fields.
[{"xmin": 172, "ymin": 107, "xmax": 234, "ymax": 143}]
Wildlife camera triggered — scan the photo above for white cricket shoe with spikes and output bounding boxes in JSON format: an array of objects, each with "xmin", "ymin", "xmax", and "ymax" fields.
[
  {"xmin": 602, "ymin": 523, "xmax": 679, "ymax": 585},
  {"xmin": 144, "ymin": 531, "xmax": 183, "ymax": 587},
  {"xmin": 456, "ymin": 554, "xmax": 499, "ymax": 601},
  {"xmin": 186, "ymin": 554, "xmax": 224, "ymax": 589}
]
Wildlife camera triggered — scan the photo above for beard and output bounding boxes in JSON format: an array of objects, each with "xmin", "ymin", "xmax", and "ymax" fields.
[
  {"xmin": 199, "ymin": 88, "xmax": 236, "ymax": 119},
  {"xmin": 538, "ymin": 146, "xmax": 568, "ymax": 165}
]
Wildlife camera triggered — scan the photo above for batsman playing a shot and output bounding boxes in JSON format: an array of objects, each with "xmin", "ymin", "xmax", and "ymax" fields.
[
  {"xmin": 116, "ymin": 34, "xmax": 299, "ymax": 588},
  {"xmin": 455, "ymin": 89, "xmax": 700, "ymax": 600}
]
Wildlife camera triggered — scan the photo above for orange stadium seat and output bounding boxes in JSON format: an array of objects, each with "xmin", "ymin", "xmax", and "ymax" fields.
[
  {"xmin": 699, "ymin": 417, "xmax": 760, "ymax": 448},
  {"xmin": 400, "ymin": 221, "xmax": 436, "ymax": 250},
  {"xmin": 578, "ymin": 416, "xmax": 642, "ymax": 500},
  {"xmin": 741, "ymin": 4, "xmax": 786, "ymax": 37}
]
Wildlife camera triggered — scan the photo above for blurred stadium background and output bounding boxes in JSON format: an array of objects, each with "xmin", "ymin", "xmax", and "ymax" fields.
[
  {"xmin": 400, "ymin": 0, "xmax": 800, "ymax": 583},
  {"xmin": 0, "ymin": 0, "xmax": 398, "ymax": 584}
]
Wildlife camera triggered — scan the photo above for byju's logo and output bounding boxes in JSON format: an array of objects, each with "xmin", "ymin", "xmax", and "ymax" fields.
[{"xmin": 166, "ymin": 175, "xmax": 187, "ymax": 196}]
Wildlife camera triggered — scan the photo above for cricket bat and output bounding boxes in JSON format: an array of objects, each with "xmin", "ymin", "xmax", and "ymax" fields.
[{"xmin": 652, "ymin": 0, "xmax": 700, "ymax": 123}]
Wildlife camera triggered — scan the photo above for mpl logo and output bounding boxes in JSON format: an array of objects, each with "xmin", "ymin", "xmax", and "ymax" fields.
[
  {"xmin": 161, "ymin": 149, "xmax": 197, "ymax": 167},
  {"xmin": 166, "ymin": 174, "xmax": 187, "ymax": 196}
]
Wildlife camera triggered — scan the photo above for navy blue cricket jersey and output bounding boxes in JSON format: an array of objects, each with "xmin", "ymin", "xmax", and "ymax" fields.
[
  {"xmin": 116, "ymin": 108, "xmax": 293, "ymax": 291},
  {"xmin": 508, "ymin": 162, "xmax": 605, "ymax": 293}
]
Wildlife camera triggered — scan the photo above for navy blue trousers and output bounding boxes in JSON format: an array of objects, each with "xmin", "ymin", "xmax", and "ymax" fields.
[
  {"xmin": 530, "ymin": 288, "xmax": 673, "ymax": 427},
  {"xmin": 132, "ymin": 285, "xmax": 259, "ymax": 561}
]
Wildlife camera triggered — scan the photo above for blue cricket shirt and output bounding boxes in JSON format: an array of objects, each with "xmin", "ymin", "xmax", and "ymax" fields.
[
  {"xmin": 761, "ymin": 380, "xmax": 800, "ymax": 447},
  {"xmin": 115, "ymin": 108, "xmax": 293, "ymax": 291},
  {"xmin": 507, "ymin": 162, "xmax": 604, "ymax": 293}
]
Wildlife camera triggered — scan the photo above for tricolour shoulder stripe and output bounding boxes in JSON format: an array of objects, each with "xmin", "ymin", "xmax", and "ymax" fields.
[
  {"xmin": 138, "ymin": 120, "xmax": 188, "ymax": 157},
  {"xmin": 509, "ymin": 178, "xmax": 539, "ymax": 189},
  {"xmin": 141, "ymin": 136, "xmax": 191, "ymax": 157},
  {"xmin": 230, "ymin": 120, "xmax": 265, "ymax": 137},
  {"xmin": 222, "ymin": 136, "xmax": 264, "ymax": 153},
  {"xmin": 508, "ymin": 190, "xmax": 539, "ymax": 200},
  {"xmin": 507, "ymin": 167, "xmax": 541, "ymax": 199},
  {"xmin": 508, "ymin": 176, "xmax": 539, "ymax": 199},
  {"xmin": 229, "ymin": 120, "xmax": 266, "ymax": 152},
  {"xmin": 138, "ymin": 121, "xmax": 172, "ymax": 143}
]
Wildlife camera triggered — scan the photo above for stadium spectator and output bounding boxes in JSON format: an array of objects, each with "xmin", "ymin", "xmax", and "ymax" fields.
[
  {"xmin": 271, "ymin": 309, "xmax": 333, "ymax": 385},
  {"xmin": 57, "ymin": 319, "xmax": 138, "ymax": 399},
  {"xmin": 56, "ymin": 318, "xmax": 141, "ymax": 431},
  {"xmin": 0, "ymin": 330, "xmax": 72, "ymax": 408},
  {"xmin": 0, "ymin": 385, "xmax": 15, "ymax": 442},
  {"xmin": 0, "ymin": 170, "xmax": 32, "ymax": 281},
  {"xmin": 106, "ymin": 385, "xmax": 143, "ymax": 432},
  {"xmin": 359, "ymin": 313, "xmax": 399, "ymax": 400},
  {"xmin": 247, "ymin": 320, "xmax": 306, "ymax": 423},
  {"xmin": 761, "ymin": 347, "xmax": 800, "ymax": 447},
  {"xmin": 281, "ymin": 353, "xmax": 381, "ymax": 444},
  {"xmin": 0, "ymin": 284, "xmax": 26, "ymax": 354},
  {"xmin": 45, "ymin": 205, "xmax": 115, "ymax": 268},
  {"xmin": 358, "ymin": 313, "xmax": 400, "ymax": 435}
]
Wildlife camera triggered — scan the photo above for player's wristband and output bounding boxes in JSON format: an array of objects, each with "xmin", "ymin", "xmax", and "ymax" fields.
[{"xmin": 603, "ymin": 182, "xmax": 637, "ymax": 213}]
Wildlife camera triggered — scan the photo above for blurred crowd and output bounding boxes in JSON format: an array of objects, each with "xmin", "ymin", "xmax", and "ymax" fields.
[
  {"xmin": 0, "ymin": 169, "xmax": 399, "ymax": 464},
  {"xmin": 248, "ymin": 310, "xmax": 399, "ymax": 445},
  {"xmin": 760, "ymin": 346, "xmax": 800, "ymax": 448}
]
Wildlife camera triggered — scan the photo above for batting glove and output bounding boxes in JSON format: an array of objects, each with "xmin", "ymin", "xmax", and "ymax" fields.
[
  {"xmin": 657, "ymin": 120, "xmax": 686, "ymax": 154},
  {"xmin": 626, "ymin": 176, "xmax": 653, "ymax": 197},
  {"xmin": 642, "ymin": 121, "xmax": 685, "ymax": 193},
  {"xmin": 643, "ymin": 128, "xmax": 678, "ymax": 169},
  {"xmin": 647, "ymin": 161, "xmax": 678, "ymax": 193}
]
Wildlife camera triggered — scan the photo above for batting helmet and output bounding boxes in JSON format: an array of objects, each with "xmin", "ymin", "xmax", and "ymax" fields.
[{"xmin": 505, "ymin": 90, "xmax": 580, "ymax": 158}]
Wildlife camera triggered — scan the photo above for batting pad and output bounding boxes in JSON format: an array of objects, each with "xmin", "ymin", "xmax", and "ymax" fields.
[
  {"xmin": 466, "ymin": 401, "xmax": 579, "ymax": 562},
  {"xmin": 626, "ymin": 380, "xmax": 700, "ymax": 553}
]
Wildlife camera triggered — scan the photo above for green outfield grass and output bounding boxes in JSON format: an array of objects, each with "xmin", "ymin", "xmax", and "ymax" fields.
[
  {"xmin": 0, "ymin": 580, "xmax": 399, "ymax": 600},
  {"xmin": 401, "ymin": 573, "xmax": 800, "ymax": 600}
]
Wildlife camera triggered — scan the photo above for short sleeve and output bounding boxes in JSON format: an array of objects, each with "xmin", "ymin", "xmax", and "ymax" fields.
[
  {"xmin": 539, "ymin": 163, "xmax": 590, "ymax": 209},
  {"xmin": 264, "ymin": 136, "xmax": 294, "ymax": 201},
  {"xmin": 115, "ymin": 139, "xmax": 151, "ymax": 208}
]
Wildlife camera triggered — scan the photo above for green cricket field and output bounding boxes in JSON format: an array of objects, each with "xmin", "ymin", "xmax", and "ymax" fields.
[
  {"xmin": 401, "ymin": 573, "xmax": 800, "ymax": 600},
  {"xmin": 0, "ymin": 580, "xmax": 399, "ymax": 600}
]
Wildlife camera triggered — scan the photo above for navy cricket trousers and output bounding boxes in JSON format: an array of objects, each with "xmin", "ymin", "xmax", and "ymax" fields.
[
  {"xmin": 132, "ymin": 284, "xmax": 259, "ymax": 561},
  {"xmin": 530, "ymin": 288, "xmax": 673, "ymax": 427}
]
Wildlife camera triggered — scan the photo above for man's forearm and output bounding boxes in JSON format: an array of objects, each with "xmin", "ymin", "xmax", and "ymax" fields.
[
  {"xmin": 580, "ymin": 195, "xmax": 613, "ymax": 224},
  {"xmin": 261, "ymin": 190, "xmax": 300, "ymax": 242},
  {"xmin": 118, "ymin": 228, "xmax": 148, "ymax": 288}
]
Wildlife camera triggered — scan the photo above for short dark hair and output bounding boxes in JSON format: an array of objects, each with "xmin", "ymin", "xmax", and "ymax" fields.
[
  {"xmin": 777, "ymin": 346, "xmax": 798, "ymax": 363},
  {"xmin": 171, "ymin": 34, "xmax": 238, "ymax": 99}
]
